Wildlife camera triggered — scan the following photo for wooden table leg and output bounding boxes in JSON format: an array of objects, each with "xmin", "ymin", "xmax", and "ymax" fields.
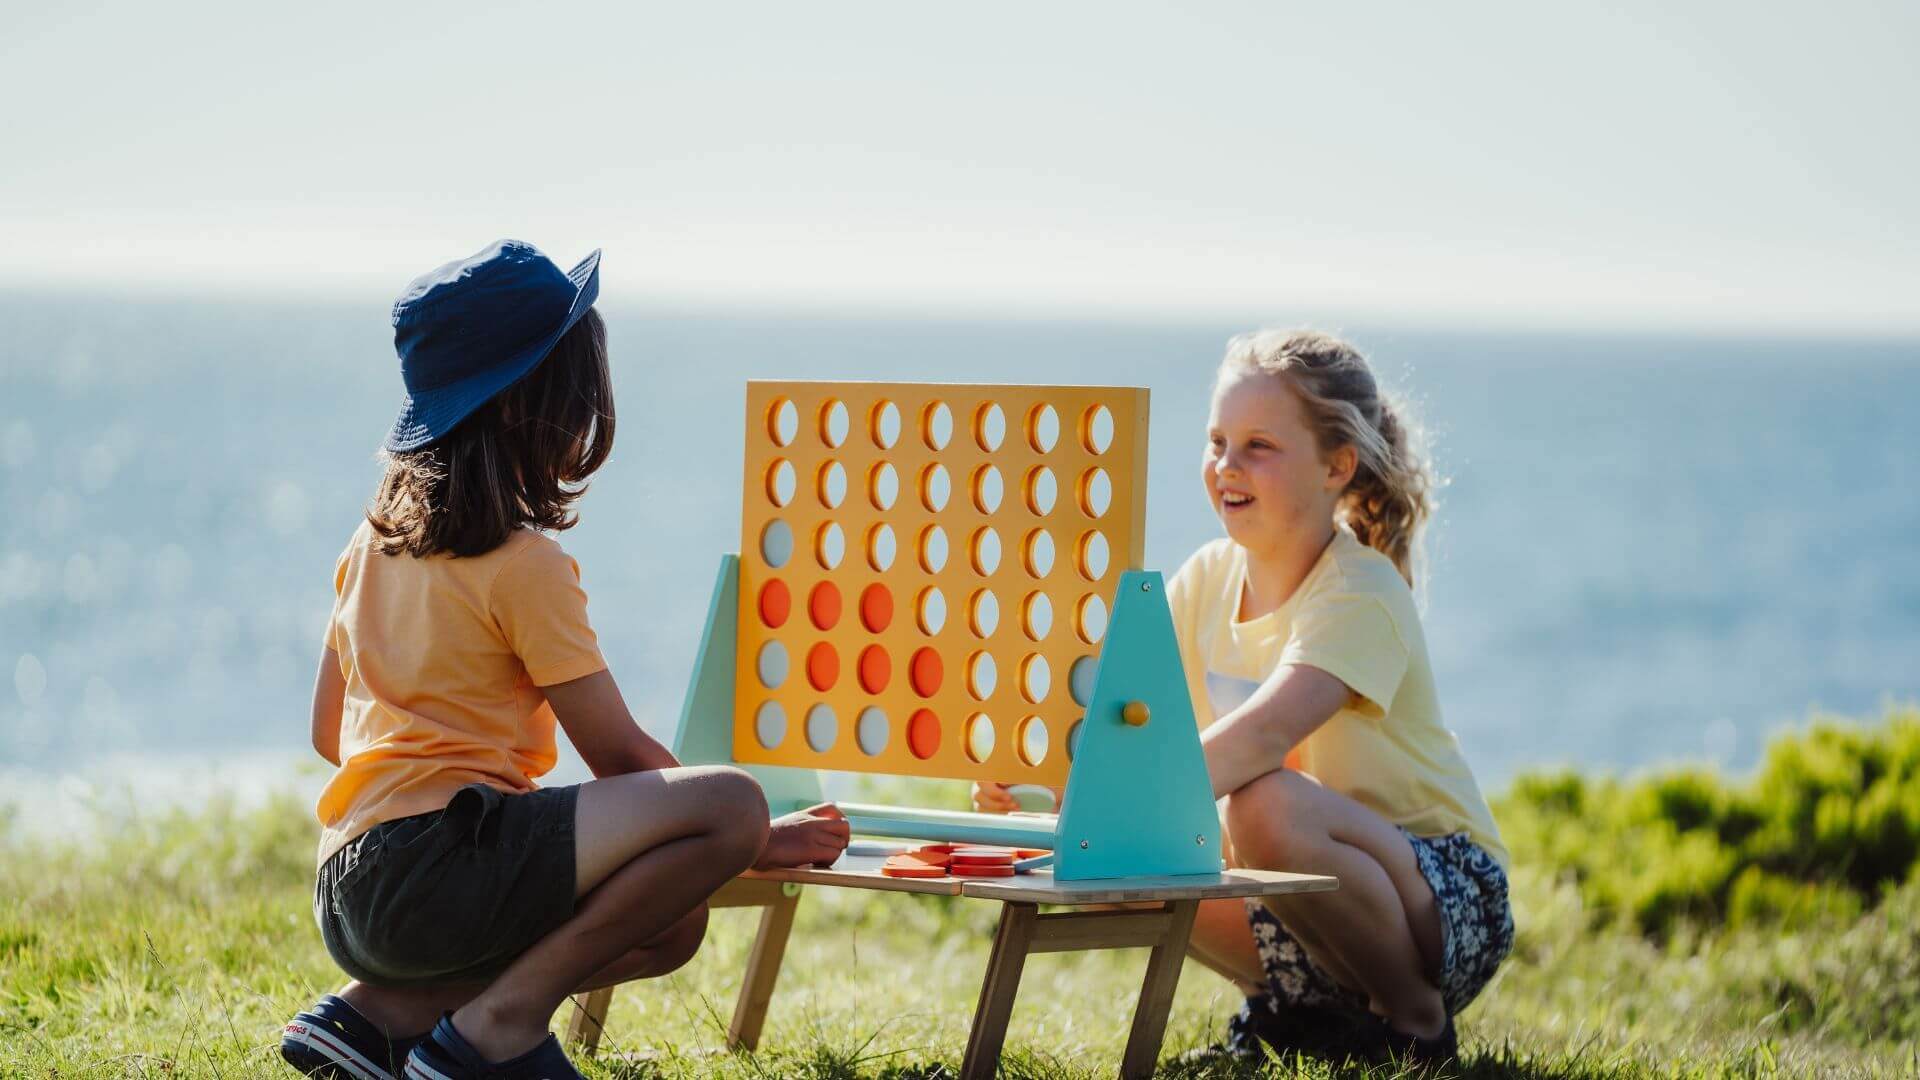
[
  {"xmin": 568, "ymin": 878, "xmax": 800, "ymax": 1056},
  {"xmin": 727, "ymin": 883, "xmax": 802, "ymax": 1050},
  {"xmin": 960, "ymin": 902, "xmax": 1039, "ymax": 1080},
  {"xmin": 566, "ymin": 987, "xmax": 615, "ymax": 1055},
  {"xmin": 1119, "ymin": 899, "xmax": 1200, "ymax": 1080}
]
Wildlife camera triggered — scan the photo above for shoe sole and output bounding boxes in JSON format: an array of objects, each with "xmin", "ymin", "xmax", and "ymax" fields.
[
  {"xmin": 401, "ymin": 1042, "xmax": 586, "ymax": 1080},
  {"xmin": 401, "ymin": 1054, "xmax": 460, "ymax": 1080},
  {"xmin": 281, "ymin": 1018, "xmax": 395, "ymax": 1080}
]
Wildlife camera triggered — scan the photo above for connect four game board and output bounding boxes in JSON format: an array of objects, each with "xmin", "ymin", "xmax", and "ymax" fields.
[{"xmin": 731, "ymin": 382, "xmax": 1148, "ymax": 787}]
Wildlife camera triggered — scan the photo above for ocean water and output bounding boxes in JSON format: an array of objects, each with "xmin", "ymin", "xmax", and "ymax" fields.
[{"xmin": 1, "ymin": 291, "xmax": 1915, "ymax": 811}]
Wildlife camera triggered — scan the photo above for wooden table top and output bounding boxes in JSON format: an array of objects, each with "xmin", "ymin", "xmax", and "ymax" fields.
[{"xmin": 744, "ymin": 854, "xmax": 1336, "ymax": 904}]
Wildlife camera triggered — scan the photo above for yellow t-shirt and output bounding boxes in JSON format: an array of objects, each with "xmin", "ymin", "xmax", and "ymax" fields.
[
  {"xmin": 1168, "ymin": 530, "xmax": 1508, "ymax": 868},
  {"xmin": 314, "ymin": 520, "xmax": 607, "ymax": 866}
]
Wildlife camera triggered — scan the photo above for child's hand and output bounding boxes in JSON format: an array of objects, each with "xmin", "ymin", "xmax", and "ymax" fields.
[
  {"xmin": 754, "ymin": 802, "xmax": 851, "ymax": 870},
  {"xmin": 971, "ymin": 781, "xmax": 1019, "ymax": 814}
]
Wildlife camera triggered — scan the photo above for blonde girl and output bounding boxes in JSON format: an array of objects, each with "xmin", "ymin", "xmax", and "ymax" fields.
[
  {"xmin": 981, "ymin": 329, "xmax": 1511, "ymax": 1064},
  {"xmin": 1180, "ymin": 329, "xmax": 1511, "ymax": 1061}
]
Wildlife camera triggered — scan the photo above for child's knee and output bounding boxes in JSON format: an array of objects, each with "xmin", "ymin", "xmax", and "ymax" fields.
[
  {"xmin": 1224, "ymin": 770, "xmax": 1321, "ymax": 869},
  {"xmin": 1227, "ymin": 814, "xmax": 1313, "ymax": 871},
  {"xmin": 694, "ymin": 766, "xmax": 770, "ymax": 866}
]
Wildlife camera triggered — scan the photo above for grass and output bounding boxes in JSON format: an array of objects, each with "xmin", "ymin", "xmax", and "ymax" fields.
[{"xmin": 4, "ymin": 709, "xmax": 1919, "ymax": 1078}]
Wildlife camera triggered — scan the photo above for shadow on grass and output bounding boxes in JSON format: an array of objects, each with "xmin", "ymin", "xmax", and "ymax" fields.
[{"xmin": 588, "ymin": 1039, "xmax": 1656, "ymax": 1080}]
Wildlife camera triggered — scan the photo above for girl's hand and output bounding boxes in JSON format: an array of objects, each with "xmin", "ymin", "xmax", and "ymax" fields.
[
  {"xmin": 755, "ymin": 803, "xmax": 851, "ymax": 870},
  {"xmin": 972, "ymin": 781, "xmax": 1019, "ymax": 814}
]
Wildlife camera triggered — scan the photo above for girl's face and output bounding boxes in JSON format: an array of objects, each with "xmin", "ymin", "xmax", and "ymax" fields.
[{"xmin": 1203, "ymin": 369, "xmax": 1353, "ymax": 553}]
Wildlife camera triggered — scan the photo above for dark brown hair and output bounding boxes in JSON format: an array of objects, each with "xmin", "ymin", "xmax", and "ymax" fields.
[{"xmin": 367, "ymin": 309, "xmax": 614, "ymax": 558}]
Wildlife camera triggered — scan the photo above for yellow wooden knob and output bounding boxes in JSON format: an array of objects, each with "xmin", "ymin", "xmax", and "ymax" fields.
[{"xmin": 1121, "ymin": 701, "xmax": 1151, "ymax": 727}]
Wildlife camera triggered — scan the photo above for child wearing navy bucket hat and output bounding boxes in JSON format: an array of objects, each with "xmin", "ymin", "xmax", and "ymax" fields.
[{"xmin": 281, "ymin": 240, "xmax": 851, "ymax": 1080}]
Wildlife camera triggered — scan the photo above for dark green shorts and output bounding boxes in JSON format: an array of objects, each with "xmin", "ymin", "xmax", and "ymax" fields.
[{"xmin": 313, "ymin": 782, "xmax": 580, "ymax": 986}]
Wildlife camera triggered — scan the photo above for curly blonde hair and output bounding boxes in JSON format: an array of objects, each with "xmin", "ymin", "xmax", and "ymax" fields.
[{"xmin": 1219, "ymin": 329, "xmax": 1435, "ymax": 587}]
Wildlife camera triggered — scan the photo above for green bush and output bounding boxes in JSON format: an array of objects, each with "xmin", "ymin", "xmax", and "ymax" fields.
[
  {"xmin": 1497, "ymin": 705, "xmax": 1920, "ymax": 937},
  {"xmin": 1724, "ymin": 866, "xmax": 1862, "ymax": 930}
]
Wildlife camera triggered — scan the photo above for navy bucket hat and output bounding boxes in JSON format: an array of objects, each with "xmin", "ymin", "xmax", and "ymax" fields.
[{"xmin": 384, "ymin": 239, "xmax": 602, "ymax": 452}]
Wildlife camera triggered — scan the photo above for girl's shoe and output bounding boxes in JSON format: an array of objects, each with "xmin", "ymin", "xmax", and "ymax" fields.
[
  {"xmin": 402, "ymin": 1014, "xmax": 585, "ymax": 1080},
  {"xmin": 1382, "ymin": 1013, "xmax": 1458, "ymax": 1066},
  {"xmin": 281, "ymin": 995, "xmax": 427, "ymax": 1080},
  {"xmin": 1228, "ymin": 999, "xmax": 1390, "ymax": 1063},
  {"xmin": 1171, "ymin": 1041, "xmax": 1262, "ymax": 1073}
]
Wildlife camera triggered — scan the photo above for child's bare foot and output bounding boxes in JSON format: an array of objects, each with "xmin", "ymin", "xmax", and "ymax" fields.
[{"xmin": 754, "ymin": 803, "xmax": 851, "ymax": 869}]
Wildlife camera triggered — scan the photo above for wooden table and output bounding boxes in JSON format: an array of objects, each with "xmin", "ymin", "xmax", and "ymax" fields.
[{"xmin": 566, "ymin": 853, "xmax": 1336, "ymax": 1079}]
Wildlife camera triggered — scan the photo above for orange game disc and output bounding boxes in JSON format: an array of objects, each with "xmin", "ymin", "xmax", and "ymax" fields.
[
  {"xmin": 859, "ymin": 584, "xmax": 893, "ymax": 633},
  {"xmin": 806, "ymin": 642, "xmax": 839, "ymax": 691},
  {"xmin": 881, "ymin": 862, "xmax": 948, "ymax": 879},
  {"xmin": 907, "ymin": 709, "xmax": 940, "ymax": 759},
  {"xmin": 1014, "ymin": 849, "xmax": 1050, "ymax": 859},
  {"xmin": 882, "ymin": 851, "xmax": 951, "ymax": 877},
  {"xmin": 892, "ymin": 847, "xmax": 952, "ymax": 869},
  {"xmin": 757, "ymin": 579, "xmax": 791, "ymax": 628},
  {"xmin": 857, "ymin": 645, "xmax": 891, "ymax": 694},
  {"xmin": 951, "ymin": 864, "xmax": 1016, "ymax": 877},
  {"xmin": 908, "ymin": 647, "xmax": 943, "ymax": 697},
  {"xmin": 950, "ymin": 854, "xmax": 1014, "ymax": 868},
  {"xmin": 808, "ymin": 582, "xmax": 842, "ymax": 630}
]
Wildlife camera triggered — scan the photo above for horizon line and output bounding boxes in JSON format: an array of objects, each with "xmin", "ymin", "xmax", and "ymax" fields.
[{"xmin": 3, "ymin": 274, "xmax": 1918, "ymax": 344}]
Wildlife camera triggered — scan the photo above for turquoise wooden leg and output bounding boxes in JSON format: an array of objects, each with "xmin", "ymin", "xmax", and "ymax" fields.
[{"xmin": 672, "ymin": 554, "xmax": 823, "ymax": 813}]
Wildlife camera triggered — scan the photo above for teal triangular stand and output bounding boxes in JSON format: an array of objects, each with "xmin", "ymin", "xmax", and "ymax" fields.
[
  {"xmin": 671, "ymin": 554, "xmax": 823, "ymax": 815},
  {"xmin": 1052, "ymin": 570, "xmax": 1221, "ymax": 880}
]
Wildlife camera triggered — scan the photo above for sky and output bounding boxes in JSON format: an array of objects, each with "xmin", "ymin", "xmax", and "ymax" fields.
[{"xmin": 2, "ymin": 1, "xmax": 1916, "ymax": 331}]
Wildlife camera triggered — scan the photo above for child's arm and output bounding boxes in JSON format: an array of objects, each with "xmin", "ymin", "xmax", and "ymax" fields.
[
  {"xmin": 544, "ymin": 669, "xmax": 681, "ymax": 777},
  {"xmin": 1199, "ymin": 663, "xmax": 1349, "ymax": 797},
  {"xmin": 549, "ymin": 671, "xmax": 850, "ymax": 866},
  {"xmin": 311, "ymin": 647, "xmax": 344, "ymax": 767}
]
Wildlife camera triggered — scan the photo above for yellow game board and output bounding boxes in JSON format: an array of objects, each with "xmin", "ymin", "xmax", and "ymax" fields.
[{"xmin": 731, "ymin": 381, "xmax": 1148, "ymax": 786}]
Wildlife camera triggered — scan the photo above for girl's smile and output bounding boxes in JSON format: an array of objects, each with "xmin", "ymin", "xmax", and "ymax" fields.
[{"xmin": 1203, "ymin": 368, "xmax": 1353, "ymax": 556}]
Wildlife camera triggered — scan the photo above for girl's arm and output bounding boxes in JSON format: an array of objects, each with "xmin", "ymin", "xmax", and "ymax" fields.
[
  {"xmin": 1200, "ymin": 663, "xmax": 1349, "ymax": 797},
  {"xmin": 544, "ymin": 669, "xmax": 681, "ymax": 777},
  {"xmin": 311, "ymin": 647, "xmax": 345, "ymax": 767}
]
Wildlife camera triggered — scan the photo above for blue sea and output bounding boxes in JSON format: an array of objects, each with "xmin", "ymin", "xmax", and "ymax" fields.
[{"xmin": 1, "ymin": 291, "xmax": 1915, "ymax": 811}]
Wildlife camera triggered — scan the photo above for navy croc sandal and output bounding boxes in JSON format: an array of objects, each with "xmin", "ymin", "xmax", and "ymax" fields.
[
  {"xmin": 403, "ymin": 1014, "xmax": 585, "ymax": 1080},
  {"xmin": 281, "ymin": 994, "xmax": 427, "ymax": 1080}
]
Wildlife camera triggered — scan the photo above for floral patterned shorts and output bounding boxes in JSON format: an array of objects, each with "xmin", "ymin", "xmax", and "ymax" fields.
[{"xmin": 1239, "ymin": 829, "xmax": 1513, "ymax": 1022}]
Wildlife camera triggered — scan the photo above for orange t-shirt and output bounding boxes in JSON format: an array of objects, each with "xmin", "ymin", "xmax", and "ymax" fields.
[{"xmin": 314, "ymin": 520, "xmax": 606, "ymax": 866}]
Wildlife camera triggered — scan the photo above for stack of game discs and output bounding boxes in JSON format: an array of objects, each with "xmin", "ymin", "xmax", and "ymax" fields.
[{"xmin": 880, "ymin": 843, "xmax": 1049, "ymax": 879}]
